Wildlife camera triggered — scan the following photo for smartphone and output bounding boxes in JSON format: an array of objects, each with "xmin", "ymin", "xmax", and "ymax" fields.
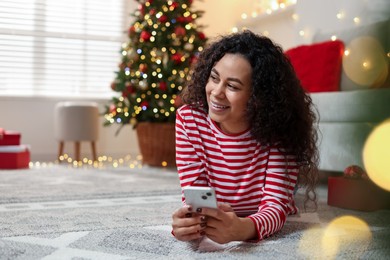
[{"xmin": 183, "ymin": 186, "xmax": 218, "ymax": 210}]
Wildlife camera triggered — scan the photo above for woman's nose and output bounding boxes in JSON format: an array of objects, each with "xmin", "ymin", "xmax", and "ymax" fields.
[{"xmin": 211, "ymin": 82, "xmax": 225, "ymax": 98}]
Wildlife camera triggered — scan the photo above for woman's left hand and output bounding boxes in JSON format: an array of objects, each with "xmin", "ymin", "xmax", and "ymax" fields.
[{"xmin": 199, "ymin": 203, "xmax": 257, "ymax": 244}]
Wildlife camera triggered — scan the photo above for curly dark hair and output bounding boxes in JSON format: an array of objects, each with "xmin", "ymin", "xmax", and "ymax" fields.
[{"xmin": 181, "ymin": 30, "xmax": 319, "ymax": 209}]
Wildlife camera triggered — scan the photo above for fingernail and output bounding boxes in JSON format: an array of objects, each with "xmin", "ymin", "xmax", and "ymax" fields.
[
  {"xmin": 185, "ymin": 213, "xmax": 192, "ymax": 218},
  {"xmin": 196, "ymin": 208, "xmax": 202, "ymax": 213},
  {"xmin": 200, "ymin": 216, "xmax": 206, "ymax": 222}
]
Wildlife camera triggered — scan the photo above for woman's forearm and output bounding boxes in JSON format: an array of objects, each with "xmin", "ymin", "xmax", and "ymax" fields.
[{"xmin": 237, "ymin": 217, "xmax": 258, "ymax": 241}]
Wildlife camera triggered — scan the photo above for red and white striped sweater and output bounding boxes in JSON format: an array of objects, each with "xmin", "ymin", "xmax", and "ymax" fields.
[{"xmin": 176, "ymin": 105, "xmax": 299, "ymax": 241}]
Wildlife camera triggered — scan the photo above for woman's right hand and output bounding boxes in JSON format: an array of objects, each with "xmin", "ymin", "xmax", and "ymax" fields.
[{"xmin": 171, "ymin": 206, "xmax": 207, "ymax": 241}]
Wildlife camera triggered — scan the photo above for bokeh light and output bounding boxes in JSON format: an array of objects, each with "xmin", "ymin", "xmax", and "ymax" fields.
[
  {"xmin": 298, "ymin": 227, "xmax": 324, "ymax": 258},
  {"xmin": 298, "ymin": 216, "xmax": 372, "ymax": 259},
  {"xmin": 322, "ymin": 216, "xmax": 371, "ymax": 258},
  {"xmin": 343, "ymin": 36, "xmax": 388, "ymax": 88},
  {"xmin": 363, "ymin": 119, "xmax": 390, "ymax": 191}
]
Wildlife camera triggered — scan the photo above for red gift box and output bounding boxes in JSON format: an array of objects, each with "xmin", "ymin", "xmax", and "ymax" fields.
[
  {"xmin": 328, "ymin": 176, "xmax": 390, "ymax": 211},
  {"xmin": 0, "ymin": 145, "xmax": 30, "ymax": 169},
  {"xmin": 0, "ymin": 128, "xmax": 21, "ymax": 146}
]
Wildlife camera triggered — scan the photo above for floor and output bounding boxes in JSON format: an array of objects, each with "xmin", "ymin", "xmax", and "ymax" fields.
[{"xmin": 0, "ymin": 164, "xmax": 389, "ymax": 259}]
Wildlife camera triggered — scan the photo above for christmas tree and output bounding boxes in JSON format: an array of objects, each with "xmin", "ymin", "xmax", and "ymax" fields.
[{"xmin": 104, "ymin": 0, "xmax": 207, "ymax": 132}]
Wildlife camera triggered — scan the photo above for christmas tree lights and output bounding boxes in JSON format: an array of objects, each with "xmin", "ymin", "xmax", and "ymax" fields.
[{"xmin": 104, "ymin": 0, "xmax": 207, "ymax": 132}]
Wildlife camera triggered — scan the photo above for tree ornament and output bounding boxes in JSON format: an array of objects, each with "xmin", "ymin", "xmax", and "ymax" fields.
[
  {"xmin": 127, "ymin": 48, "xmax": 139, "ymax": 61},
  {"xmin": 163, "ymin": 52, "xmax": 169, "ymax": 66},
  {"xmin": 169, "ymin": 1, "xmax": 179, "ymax": 10},
  {"xmin": 172, "ymin": 38, "xmax": 181, "ymax": 46},
  {"xmin": 159, "ymin": 81, "xmax": 167, "ymax": 91},
  {"xmin": 110, "ymin": 81, "xmax": 117, "ymax": 91},
  {"xmin": 119, "ymin": 62, "xmax": 127, "ymax": 70},
  {"xmin": 184, "ymin": 43, "xmax": 194, "ymax": 51},
  {"xmin": 190, "ymin": 53, "xmax": 199, "ymax": 64},
  {"xmin": 177, "ymin": 16, "xmax": 186, "ymax": 23},
  {"xmin": 158, "ymin": 15, "xmax": 168, "ymax": 23},
  {"xmin": 139, "ymin": 79, "xmax": 148, "ymax": 90},
  {"xmin": 140, "ymin": 101, "xmax": 149, "ymax": 108},
  {"xmin": 125, "ymin": 82, "xmax": 135, "ymax": 94},
  {"xmin": 155, "ymin": 49, "xmax": 163, "ymax": 58},
  {"xmin": 198, "ymin": 32, "xmax": 206, "ymax": 40},
  {"xmin": 140, "ymin": 31, "xmax": 151, "ymax": 41},
  {"xmin": 128, "ymin": 25, "xmax": 136, "ymax": 36},
  {"xmin": 139, "ymin": 63, "xmax": 148, "ymax": 73},
  {"xmin": 109, "ymin": 104, "xmax": 116, "ymax": 113},
  {"xmin": 171, "ymin": 53, "xmax": 183, "ymax": 64},
  {"xmin": 185, "ymin": 16, "xmax": 193, "ymax": 23},
  {"xmin": 139, "ymin": 4, "xmax": 145, "ymax": 15},
  {"xmin": 174, "ymin": 26, "xmax": 186, "ymax": 37}
]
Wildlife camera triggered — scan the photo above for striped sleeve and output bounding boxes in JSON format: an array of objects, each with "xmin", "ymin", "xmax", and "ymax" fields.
[
  {"xmin": 175, "ymin": 106, "xmax": 208, "ymax": 204},
  {"xmin": 247, "ymin": 146, "xmax": 299, "ymax": 241}
]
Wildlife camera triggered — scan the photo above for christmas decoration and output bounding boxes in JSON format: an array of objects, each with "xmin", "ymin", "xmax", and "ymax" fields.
[
  {"xmin": 343, "ymin": 165, "xmax": 368, "ymax": 180},
  {"xmin": 103, "ymin": 0, "xmax": 207, "ymax": 132},
  {"xmin": 328, "ymin": 164, "xmax": 390, "ymax": 211},
  {"xmin": 0, "ymin": 128, "xmax": 30, "ymax": 169}
]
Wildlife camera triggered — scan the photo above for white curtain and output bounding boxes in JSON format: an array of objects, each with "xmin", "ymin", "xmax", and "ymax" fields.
[{"xmin": 0, "ymin": 0, "xmax": 127, "ymax": 98}]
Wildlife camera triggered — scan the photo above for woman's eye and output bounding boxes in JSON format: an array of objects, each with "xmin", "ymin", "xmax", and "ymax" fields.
[
  {"xmin": 228, "ymin": 84, "xmax": 238, "ymax": 90},
  {"xmin": 210, "ymin": 75, "xmax": 219, "ymax": 82}
]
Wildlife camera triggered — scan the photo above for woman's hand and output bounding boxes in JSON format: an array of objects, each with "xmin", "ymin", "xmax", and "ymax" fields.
[
  {"xmin": 171, "ymin": 206, "xmax": 207, "ymax": 241},
  {"xmin": 200, "ymin": 203, "xmax": 257, "ymax": 244}
]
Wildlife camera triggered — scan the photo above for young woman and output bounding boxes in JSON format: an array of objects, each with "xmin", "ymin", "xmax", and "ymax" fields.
[{"xmin": 171, "ymin": 30, "xmax": 318, "ymax": 244}]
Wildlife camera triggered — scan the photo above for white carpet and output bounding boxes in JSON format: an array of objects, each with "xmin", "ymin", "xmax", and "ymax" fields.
[{"xmin": 0, "ymin": 165, "xmax": 389, "ymax": 259}]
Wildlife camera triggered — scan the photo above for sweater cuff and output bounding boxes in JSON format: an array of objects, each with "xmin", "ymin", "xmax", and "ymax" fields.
[{"xmin": 246, "ymin": 216, "xmax": 263, "ymax": 243}]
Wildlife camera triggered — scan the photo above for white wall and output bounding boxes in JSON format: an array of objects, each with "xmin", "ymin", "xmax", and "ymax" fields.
[
  {"xmin": 293, "ymin": 0, "xmax": 390, "ymax": 46},
  {"xmin": 233, "ymin": 0, "xmax": 389, "ymax": 49},
  {"xmin": 0, "ymin": 96, "xmax": 137, "ymax": 162},
  {"xmin": 236, "ymin": 5, "xmax": 296, "ymax": 50},
  {"xmin": 193, "ymin": 0, "xmax": 257, "ymax": 38}
]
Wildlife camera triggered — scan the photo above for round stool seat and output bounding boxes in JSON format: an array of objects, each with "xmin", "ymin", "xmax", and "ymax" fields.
[{"xmin": 54, "ymin": 101, "xmax": 99, "ymax": 161}]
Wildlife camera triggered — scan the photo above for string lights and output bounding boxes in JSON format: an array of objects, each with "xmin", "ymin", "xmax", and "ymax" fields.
[
  {"xmin": 30, "ymin": 154, "xmax": 149, "ymax": 169},
  {"xmin": 234, "ymin": 0, "xmax": 365, "ymax": 42},
  {"xmin": 240, "ymin": 0, "xmax": 297, "ymax": 22}
]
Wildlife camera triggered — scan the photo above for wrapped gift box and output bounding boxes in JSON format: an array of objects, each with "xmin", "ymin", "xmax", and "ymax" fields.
[
  {"xmin": 0, "ymin": 128, "xmax": 21, "ymax": 146},
  {"xmin": 328, "ymin": 176, "xmax": 390, "ymax": 211},
  {"xmin": 0, "ymin": 145, "xmax": 30, "ymax": 169}
]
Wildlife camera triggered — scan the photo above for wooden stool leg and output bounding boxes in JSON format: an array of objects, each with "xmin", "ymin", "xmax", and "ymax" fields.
[
  {"xmin": 91, "ymin": 141, "xmax": 97, "ymax": 161},
  {"xmin": 75, "ymin": 141, "xmax": 81, "ymax": 162},
  {"xmin": 58, "ymin": 141, "xmax": 64, "ymax": 162}
]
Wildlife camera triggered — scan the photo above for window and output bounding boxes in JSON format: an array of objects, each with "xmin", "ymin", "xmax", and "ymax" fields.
[{"xmin": 0, "ymin": 0, "xmax": 128, "ymax": 98}]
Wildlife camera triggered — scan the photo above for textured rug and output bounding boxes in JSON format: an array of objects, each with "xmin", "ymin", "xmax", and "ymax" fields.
[{"xmin": 0, "ymin": 165, "xmax": 389, "ymax": 259}]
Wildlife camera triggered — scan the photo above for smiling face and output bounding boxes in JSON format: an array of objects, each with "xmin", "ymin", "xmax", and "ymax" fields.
[{"xmin": 206, "ymin": 53, "xmax": 252, "ymax": 134}]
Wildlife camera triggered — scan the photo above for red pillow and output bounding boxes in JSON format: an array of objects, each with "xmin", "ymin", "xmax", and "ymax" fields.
[{"xmin": 285, "ymin": 40, "xmax": 344, "ymax": 93}]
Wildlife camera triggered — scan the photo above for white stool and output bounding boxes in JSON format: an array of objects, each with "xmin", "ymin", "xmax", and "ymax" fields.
[{"xmin": 54, "ymin": 101, "xmax": 99, "ymax": 162}]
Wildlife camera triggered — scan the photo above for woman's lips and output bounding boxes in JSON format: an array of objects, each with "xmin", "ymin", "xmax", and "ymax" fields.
[
  {"xmin": 210, "ymin": 101, "xmax": 229, "ymax": 109},
  {"xmin": 209, "ymin": 101, "xmax": 230, "ymax": 113}
]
